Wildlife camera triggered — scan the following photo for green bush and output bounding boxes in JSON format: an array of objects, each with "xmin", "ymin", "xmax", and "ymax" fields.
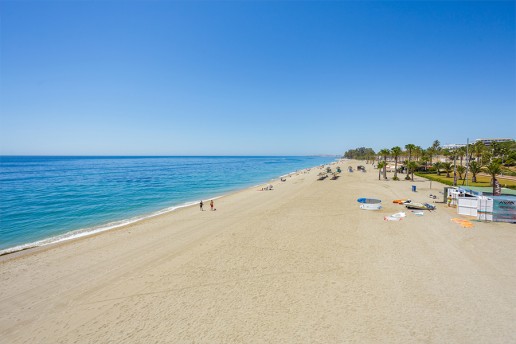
[
  {"xmin": 415, "ymin": 170, "xmax": 433, "ymax": 175},
  {"xmin": 414, "ymin": 173, "xmax": 455, "ymax": 186}
]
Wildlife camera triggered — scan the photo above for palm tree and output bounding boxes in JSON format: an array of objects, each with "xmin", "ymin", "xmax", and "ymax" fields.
[
  {"xmin": 430, "ymin": 140, "xmax": 441, "ymax": 165},
  {"xmin": 456, "ymin": 165, "xmax": 466, "ymax": 180},
  {"xmin": 441, "ymin": 148, "xmax": 451, "ymax": 162},
  {"xmin": 404, "ymin": 144, "xmax": 416, "ymax": 180},
  {"xmin": 498, "ymin": 142, "xmax": 511, "ymax": 165},
  {"xmin": 433, "ymin": 162, "xmax": 442, "ymax": 176},
  {"xmin": 420, "ymin": 154, "xmax": 430, "ymax": 171},
  {"xmin": 482, "ymin": 151, "xmax": 493, "ymax": 166},
  {"xmin": 379, "ymin": 149, "xmax": 390, "ymax": 180},
  {"xmin": 452, "ymin": 148, "xmax": 459, "ymax": 185},
  {"xmin": 473, "ymin": 141, "xmax": 485, "ymax": 164},
  {"xmin": 414, "ymin": 146, "xmax": 423, "ymax": 162},
  {"xmin": 426, "ymin": 147, "xmax": 435, "ymax": 167},
  {"xmin": 469, "ymin": 161, "xmax": 482, "ymax": 183},
  {"xmin": 483, "ymin": 162, "xmax": 502, "ymax": 195},
  {"xmin": 449, "ymin": 148, "xmax": 458, "ymax": 163},
  {"xmin": 442, "ymin": 162, "xmax": 453, "ymax": 178},
  {"xmin": 457, "ymin": 146, "xmax": 467, "ymax": 167},
  {"xmin": 491, "ymin": 141, "xmax": 501, "ymax": 160},
  {"xmin": 432, "ymin": 140, "xmax": 441, "ymax": 151},
  {"xmin": 406, "ymin": 161, "xmax": 418, "ymax": 181},
  {"xmin": 377, "ymin": 161, "xmax": 386, "ymax": 180},
  {"xmin": 371, "ymin": 154, "xmax": 377, "ymax": 165},
  {"xmin": 391, "ymin": 146, "xmax": 402, "ymax": 180}
]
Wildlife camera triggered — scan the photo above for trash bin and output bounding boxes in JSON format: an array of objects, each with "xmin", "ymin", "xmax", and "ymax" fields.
[{"xmin": 412, "ymin": 185, "xmax": 417, "ymax": 192}]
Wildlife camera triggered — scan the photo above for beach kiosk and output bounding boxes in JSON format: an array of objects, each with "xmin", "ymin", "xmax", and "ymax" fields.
[{"xmin": 449, "ymin": 186, "xmax": 516, "ymax": 223}]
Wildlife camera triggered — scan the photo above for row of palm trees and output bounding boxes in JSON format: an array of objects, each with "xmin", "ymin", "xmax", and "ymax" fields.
[
  {"xmin": 376, "ymin": 148, "xmax": 418, "ymax": 181},
  {"xmin": 374, "ymin": 142, "xmax": 437, "ymax": 181},
  {"xmin": 372, "ymin": 140, "xmax": 513, "ymax": 193},
  {"xmin": 369, "ymin": 140, "xmax": 515, "ymax": 170},
  {"xmin": 432, "ymin": 160, "xmax": 500, "ymax": 183}
]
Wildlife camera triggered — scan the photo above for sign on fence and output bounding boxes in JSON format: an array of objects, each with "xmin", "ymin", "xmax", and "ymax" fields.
[{"xmin": 493, "ymin": 198, "xmax": 516, "ymax": 223}]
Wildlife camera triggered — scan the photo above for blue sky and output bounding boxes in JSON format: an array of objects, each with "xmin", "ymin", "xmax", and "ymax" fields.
[{"xmin": 1, "ymin": 1, "xmax": 514, "ymax": 155}]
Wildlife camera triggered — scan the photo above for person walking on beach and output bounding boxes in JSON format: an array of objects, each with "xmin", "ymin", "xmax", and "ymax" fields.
[
  {"xmin": 200, "ymin": 200, "xmax": 204, "ymax": 211},
  {"xmin": 210, "ymin": 200, "xmax": 214, "ymax": 211}
]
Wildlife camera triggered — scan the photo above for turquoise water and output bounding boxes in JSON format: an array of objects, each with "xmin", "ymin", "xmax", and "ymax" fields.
[{"xmin": 0, "ymin": 156, "xmax": 335, "ymax": 253}]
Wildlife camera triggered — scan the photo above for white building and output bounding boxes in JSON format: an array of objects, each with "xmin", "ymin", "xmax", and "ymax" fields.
[
  {"xmin": 442, "ymin": 143, "xmax": 467, "ymax": 150},
  {"xmin": 474, "ymin": 138, "xmax": 513, "ymax": 146}
]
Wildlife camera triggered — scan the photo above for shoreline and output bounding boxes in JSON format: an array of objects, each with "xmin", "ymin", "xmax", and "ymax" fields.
[
  {"xmin": 0, "ymin": 162, "xmax": 334, "ymax": 259},
  {"xmin": 3, "ymin": 159, "xmax": 514, "ymax": 343}
]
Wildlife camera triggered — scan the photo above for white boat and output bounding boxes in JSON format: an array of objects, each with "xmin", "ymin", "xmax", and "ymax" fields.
[{"xmin": 358, "ymin": 198, "xmax": 382, "ymax": 210}]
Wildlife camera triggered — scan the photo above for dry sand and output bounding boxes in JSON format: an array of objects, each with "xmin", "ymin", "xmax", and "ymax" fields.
[{"xmin": 1, "ymin": 160, "xmax": 515, "ymax": 343}]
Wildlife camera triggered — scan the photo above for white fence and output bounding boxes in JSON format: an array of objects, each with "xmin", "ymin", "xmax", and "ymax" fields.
[
  {"xmin": 477, "ymin": 197, "xmax": 493, "ymax": 221},
  {"xmin": 456, "ymin": 196, "xmax": 492, "ymax": 221},
  {"xmin": 457, "ymin": 197, "xmax": 478, "ymax": 217}
]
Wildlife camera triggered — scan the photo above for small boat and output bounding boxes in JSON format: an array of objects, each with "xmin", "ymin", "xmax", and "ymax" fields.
[{"xmin": 405, "ymin": 202, "xmax": 435, "ymax": 210}]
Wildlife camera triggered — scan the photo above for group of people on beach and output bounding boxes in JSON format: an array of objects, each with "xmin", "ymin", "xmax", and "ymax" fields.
[{"xmin": 199, "ymin": 200, "xmax": 215, "ymax": 211}]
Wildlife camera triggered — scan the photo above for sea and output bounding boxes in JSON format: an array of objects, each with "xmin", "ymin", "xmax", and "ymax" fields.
[{"xmin": 0, "ymin": 156, "xmax": 336, "ymax": 254}]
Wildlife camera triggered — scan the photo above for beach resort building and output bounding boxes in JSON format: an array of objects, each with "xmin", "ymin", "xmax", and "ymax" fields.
[
  {"xmin": 442, "ymin": 143, "xmax": 467, "ymax": 150},
  {"xmin": 442, "ymin": 138, "xmax": 513, "ymax": 151},
  {"xmin": 473, "ymin": 138, "xmax": 514, "ymax": 146}
]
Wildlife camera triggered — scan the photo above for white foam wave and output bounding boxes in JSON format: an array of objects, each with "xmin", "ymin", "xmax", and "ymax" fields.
[{"xmin": 0, "ymin": 197, "xmax": 222, "ymax": 257}]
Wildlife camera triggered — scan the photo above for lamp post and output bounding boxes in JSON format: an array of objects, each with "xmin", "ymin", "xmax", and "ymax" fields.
[
  {"xmin": 463, "ymin": 138, "xmax": 469, "ymax": 187},
  {"xmin": 453, "ymin": 150, "xmax": 457, "ymax": 186}
]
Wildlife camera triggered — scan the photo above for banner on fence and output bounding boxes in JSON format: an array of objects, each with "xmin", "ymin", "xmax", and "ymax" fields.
[{"xmin": 493, "ymin": 198, "xmax": 516, "ymax": 223}]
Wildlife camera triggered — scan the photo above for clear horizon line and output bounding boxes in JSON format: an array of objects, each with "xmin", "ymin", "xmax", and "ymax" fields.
[{"xmin": 0, "ymin": 154, "xmax": 342, "ymax": 157}]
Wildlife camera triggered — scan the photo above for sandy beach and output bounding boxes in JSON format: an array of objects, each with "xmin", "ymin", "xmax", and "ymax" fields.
[{"xmin": 1, "ymin": 159, "xmax": 515, "ymax": 343}]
